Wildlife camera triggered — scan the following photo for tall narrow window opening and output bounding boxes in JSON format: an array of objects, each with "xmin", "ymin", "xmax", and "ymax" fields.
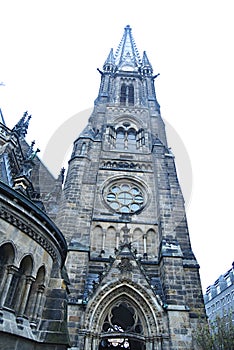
[
  {"xmin": 120, "ymin": 84, "xmax": 127, "ymax": 104},
  {"xmin": 128, "ymin": 84, "xmax": 134, "ymax": 105},
  {"xmin": 120, "ymin": 83, "xmax": 135, "ymax": 106}
]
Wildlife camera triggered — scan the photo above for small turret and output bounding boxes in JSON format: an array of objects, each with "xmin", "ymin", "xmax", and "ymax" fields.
[
  {"xmin": 142, "ymin": 51, "xmax": 153, "ymax": 76},
  {"xmin": 103, "ymin": 48, "xmax": 115, "ymax": 73}
]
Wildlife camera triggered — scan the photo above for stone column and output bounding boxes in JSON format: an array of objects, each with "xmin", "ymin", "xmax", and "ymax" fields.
[
  {"xmin": 116, "ymin": 231, "xmax": 120, "ymax": 250},
  {"xmin": 17, "ymin": 276, "xmax": 35, "ymax": 317},
  {"xmin": 143, "ymin": 234, "xmax": 147, "ymax": 254},
  {"xmin": 102, "ymin": 229, "xmax": 106, "ymax": 252},
  {"xmin": 0, "ymin": 265, "xmax": 18, "ymax": 308},
  {"xmin": 143, "ymin": 234, "xmax": 148, "ymax": 259},
  {"xmin": 30, "ymin": 284, "xmax": 45, "ymax": 326}
]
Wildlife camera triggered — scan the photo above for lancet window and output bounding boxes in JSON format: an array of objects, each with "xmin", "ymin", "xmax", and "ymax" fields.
[{"xmin": 120, "ymin": 83, "xmax": 134, "ymax": 106}]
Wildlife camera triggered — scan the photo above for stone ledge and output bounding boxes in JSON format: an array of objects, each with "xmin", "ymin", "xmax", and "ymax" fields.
[{"xmin": 165, "ymin": 304, "xmax": 190, "ymax": 311}]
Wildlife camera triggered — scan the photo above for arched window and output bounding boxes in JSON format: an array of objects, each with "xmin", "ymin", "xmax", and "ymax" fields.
[
  {"xmin": 132, "ymin": 228, "xmax": 143, "ymax": 255},
  {"xmin": 127, "ymin": 128, "xmax": 136, "ymax": 150},
  {"xmin": 4, "ymin": 255, "xmax": 33, "ymax": 314},
  {"xmin": 128, "ymin": 128, "xmax": 136, "ymax": 141},
  {"xmin": 0, "ymin": 243, "xmax": 15, "ymax": 307},
  {"xmin": 99, "ymin": 301, "xmax": 145, "ymax": 350},
  {"xmin": 137, "ymin": 129, "xmax": 145, "ymax": 148},
  {"xmin": 0, "ymin": 243, "xmax": 15, "ymax": 284},
  {"xmin": 80, "ymin": 142, "xmax": 86, "ymax": 155},
  {"xmin": 120, "ymin": 83, "xmax": 135, "ymax": 106},
  {"xmin": 128, "ymin": 84, "xmax": 134, "ymax": 105},
  {"xmin": 120, "ymin": 84, "xmax": 127, "ymax": 104},
  {"xmin": 116, "ymin": 127, "xmax": 125, "ymax": 140},
  {"xmin": 106, "ymin": 226, "xmax": 116, "ymax": 255},
  {"xmin": 27, "ymin": 266, "xmax": 46, "ymax": 324},
  {"xmin": 146, "ymin": 229, "xmax": 157, "ymax": 259},
  {"xmin": 107, "ymin": 123, "xmax": 145, "ymax": 151},
  {"xmin": 116, "ymin": 127, "xmax": 125, "ymax": 150},
  {"xmin": 93, "ymin": 225, "xmax": 104, "ymax": 256}
]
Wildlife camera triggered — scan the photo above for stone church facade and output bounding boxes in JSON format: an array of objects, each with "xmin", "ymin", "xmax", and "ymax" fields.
[{"xmin": 0, "ymin": 26, "xmax": 205, "ymax": 349}]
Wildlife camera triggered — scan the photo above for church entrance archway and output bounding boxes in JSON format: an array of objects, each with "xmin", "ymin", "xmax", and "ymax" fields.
[{"xmin": 98, "ymin": 300, "xmax": 146, "ymax": 350}]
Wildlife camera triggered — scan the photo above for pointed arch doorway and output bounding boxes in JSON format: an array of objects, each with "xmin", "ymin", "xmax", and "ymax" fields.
[
  {"xmin": 98, "ymin": 300, "xmax": 145, "ymax": 350},
  {"xmin": 83, "ymin": 281, "xmax": 166, "ymax": 350}
]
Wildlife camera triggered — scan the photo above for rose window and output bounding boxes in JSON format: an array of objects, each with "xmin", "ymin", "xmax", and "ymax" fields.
[{"xmin": 105, "ymin": 182, "xmax": 145, "ymax": 214}]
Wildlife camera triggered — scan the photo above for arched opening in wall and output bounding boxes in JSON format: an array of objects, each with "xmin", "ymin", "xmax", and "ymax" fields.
[
  {"xmin": 92, "ymin": 225, "xmax": 104, "ymax": 257},
  {"xmin": 98, "ymin": 299, "xmax": 146, "ymax": 350},
  {"xmin": 128, "ymin": 84, "xmax": 134, "ymax": 105},
  {"xmin": 4, "ymin": 255, "xmax": 33, "ymax": 313},
  {"xmin": 0, "ymin": 243, "xmax": 15, "ymax": 303},
  {"xmin": 106, "ymin": 226, "xmax": 116, "ymax": 256},
  {"xmin": 120, "ymin": 84, "xmax": 127, "ymax": 105},
  {"xmin": 105, "ymin": 115, "xmax": 146, "ymax": 152},
  {"xmin": 80, "ymin": 142, "xmax": 86, "ymax": 155},
  {"xmin": 127, "ymin": 128, "xmax": 136, "ymax": 150},
  {"xmin": 131, "ymin": 228, "xmax": 143, "ymax": 257},
  {"xmin": 85, "ymin": 282, "xmax": 163, "ymax": 350},
  {"xmin": 146, "ymin": 229, "xmax": 157, "ymax": 259},
  {"xmin": 115, "ymin": 126, "xmax": 138, "ymax": 151},
  {"xmin": 116, "ymin": 127, "xmax": 125, "ymax": 149},
  {"xmin": 119, "ymin": 83, "xmax": 135, "ymax": 106},
  {"xmin": 26, "ymin": 265, "xmax": 46, "ymax": 322}
]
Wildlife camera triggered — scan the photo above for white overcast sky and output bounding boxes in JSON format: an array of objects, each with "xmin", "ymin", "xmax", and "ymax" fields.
[{"xmin": 1, "ymin": 0, "xmax": 234, "ymax": 292}]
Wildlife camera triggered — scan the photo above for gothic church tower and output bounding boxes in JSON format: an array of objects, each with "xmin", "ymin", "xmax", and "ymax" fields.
[{"xmin": 56, "ymin": 26, "xmax": 205, "ymax": 349}]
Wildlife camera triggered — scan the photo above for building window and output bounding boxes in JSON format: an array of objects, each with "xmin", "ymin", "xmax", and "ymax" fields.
[
  {"xmin": 0, "ymin": 243, "xmax": 15, "ymax": 306},
  {"xmin": 4, "ymin": 255, "xmax": 33, "ymax": 313},
  {"xmin": 80, "ymin": 142, "xmax": 86, "ymax": 155},
  {"xmin": 104, "ymin": 181, "xmax": 146, "ymax": 214},
  {"xmin": 128, "ymin": 84, "xmax": 134, "ymax": 105},
  {"xmin": 226, "ymin": 276, "xmax": 232, "ymax": 287},
  {"xmin": 137, "ymin": 129, "xmax": 145, "ymax": 148},
  {"xmin": 106, "ymin": 121, "xmax": 146, "ymax": 152},
  {"xmin": 120, "ymin": 84, "xmax": 127, "ymax": 104},
  {"xmin": 120, "ymin": 83, "xmax": 134, "ymax": 106},
  {"xmin": 99, "ymin": 301, "xmax": 143, "ymax": 350}
]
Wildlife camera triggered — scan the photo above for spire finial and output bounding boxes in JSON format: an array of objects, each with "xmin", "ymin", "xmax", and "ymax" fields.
[{"xmin": 12, "ymin": 111, "xmax": 32, "ymax": 138}]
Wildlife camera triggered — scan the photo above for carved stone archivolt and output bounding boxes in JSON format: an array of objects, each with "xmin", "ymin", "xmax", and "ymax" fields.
[
  {"xmin": 83, "ymin": 279, "xmax": 165, "ymax": 336},
  {"xmin": 0, "ymin": 205, "xmax": 58, "ymax": 261}
]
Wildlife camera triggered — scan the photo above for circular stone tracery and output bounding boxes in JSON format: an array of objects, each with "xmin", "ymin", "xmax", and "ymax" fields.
[{"xmin": 104, "ymin": 182, "xmax": 145, "ymax": 214}]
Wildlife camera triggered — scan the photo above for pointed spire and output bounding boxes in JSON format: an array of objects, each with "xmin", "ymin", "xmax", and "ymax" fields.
[
  {"xmin": 114, "ymin": 25, "xmax": 141, "ymax": 71},
  {"xmin": 0, "ymin": 108, "xmax": 6, "ymax": 125},
  {"xmin": 142, "ymin": 51, "xmax": 152, "ymax": 69},
  {"xmin": 103, "ymin": 48, "xmax": 115, "ymax": 72},
  {"xmin": 141, "ymin": 51, "xmax": 153, "ymax": 76},
  {"xmin": 12, "ymin": 111, "xmax": 32, "ymax": 138}
]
